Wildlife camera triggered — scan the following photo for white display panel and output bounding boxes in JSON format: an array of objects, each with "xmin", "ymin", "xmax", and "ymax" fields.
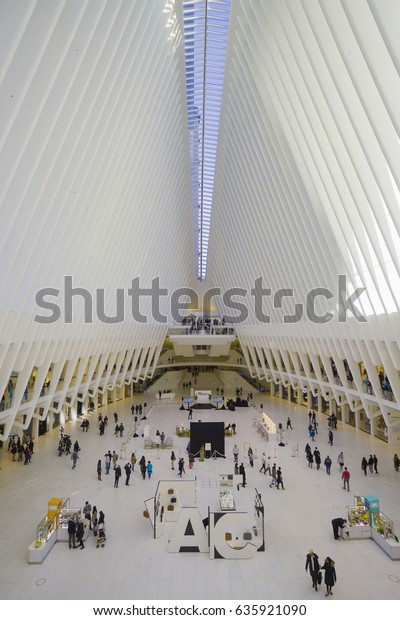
[{"xmin": 195, "ymin": 390, "xmax": 212, "ymax": 404}]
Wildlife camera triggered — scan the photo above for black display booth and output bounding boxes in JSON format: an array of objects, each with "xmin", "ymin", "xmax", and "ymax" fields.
[{"xmin": 190, "ymin": 421, "xmax": 225, "ymax": 458}]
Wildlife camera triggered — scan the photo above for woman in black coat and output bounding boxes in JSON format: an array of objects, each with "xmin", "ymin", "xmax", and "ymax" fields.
[
  {"xmin": 139, "ymin": 455, "xmax": 146, "ymax": 480},
  {"xmin": 305, "ymin": 549, "xmax": 320, "ymax": 591},
  {"xmin": 361, "ymin": 457, "xmax": 368, "ymax": 476},
  {"xmin": 321, "ymin": 557, "xmax": 336, "ymax": 596}
]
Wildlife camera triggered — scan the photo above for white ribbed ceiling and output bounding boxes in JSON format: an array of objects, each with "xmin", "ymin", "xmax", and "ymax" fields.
[
  {"xmin": 1, "ymin": 0, "xmax": 400, "ymax": 440},
  {"xmin": 209, "ymin": 0, "xmax": 400, "ymax": 324},
  {"xmin": 0, "ymin": 0, "xmax": 194, "ymax": 323}
]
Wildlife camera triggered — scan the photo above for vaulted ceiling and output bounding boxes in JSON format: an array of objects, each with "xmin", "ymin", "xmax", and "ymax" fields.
[{"xmin": 1, "ymin": 0, "xmax": 400, "ymax": 440}]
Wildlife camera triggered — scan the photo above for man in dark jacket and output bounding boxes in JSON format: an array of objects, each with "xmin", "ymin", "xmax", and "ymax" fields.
[
  {"xmin": 68, "ymin": 517, "xmax": 77, "ymax": 549},
  {"xmin": 124, "ymin": 462, "xmax": 131, "ymax": 486},
  {"xmin": 331, "ymin": 517, "xmax": 347, "ymax": 540},
  {"xmin": 239, "ymin": 462, "xmax": 246, "ymax": 487},
  {"xmin": 76, "ymin": 520, "xmax": 85, "ymax": 549}
]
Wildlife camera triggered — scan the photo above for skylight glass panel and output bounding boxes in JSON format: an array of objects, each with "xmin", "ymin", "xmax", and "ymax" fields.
[{"xmin": 183, "ymin": 0, "xmax": 231, "ymax": 281}]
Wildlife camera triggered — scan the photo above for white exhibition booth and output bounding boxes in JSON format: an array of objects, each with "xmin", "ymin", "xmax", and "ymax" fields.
[{"xmin": 144, "ymin": 478, "xmax": 265, "ymax": 560}]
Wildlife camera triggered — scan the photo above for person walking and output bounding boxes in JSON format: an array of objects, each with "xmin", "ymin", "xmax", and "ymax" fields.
[
  {"xmin": 248, "ymin": 446, "xmax": 254, "ymax": 467},
  {"xmin": 305, "ymin": 549, "xmax": 320, "ymax": 591},
  {"xmin": 367, "ymin": 455, "xmax": 374, "ymax": 475},
  {"xmin": 139, "ymin": 456, "xmax": 146, "ymax": 479},
  {"xmin": 361, "ymin": 457, "xmax": 368, "ymax": 476},
  {"xmin": 307, "ymin": 451, "xmax": 314, "ymax": 468},
  {"xmin": 328, "ymin": 429, "xmax": 333, "ymax": 446},
  {"xmin": 65, "ymin": 436, "xmax": 71, "ymax": 455},
  {"xmin": 233, "ymin": 445, "xmax": 239, "ymax": 464},
  {"xmin": 124, "ymin": 461, "xmax": 132, "ymax": 485},
  {"xmin": 104, "ymin": 451, "xmax": 111, "ymax": 474},
  {"xmin": 96, "ymin": 459, "xmax": 102, "ymax": 481},
  {"xmin": 269, "ymin": 463, "xmax": 277, "ymax": 488},
  {"xmin": 286, "ymin": 417, "xmax": 293, "ymax": 430},
  {"xmin": 331, "ymin": 517, "xmax": 347, "ymax": 540},
  {"xmin": 321, "ymin": 557, "xmax": 336, "ymax": 596},
  {"xmin": 337, "ymin": 452, "xmax": 344, "ymax": 472},
  {"xmin": 112, "ymin": 451, "xmax": 118, "ymax": 469},
  {"xmin": 71, "ymin": 450, "xmax": 79, "ymax": 469},
  {"xmin": 394, "ymin": 453, "xmax": 400, "ymax": 472},
  {"xmin": 119, "ymin": 423, "xmax": 124, "ymax": 438},
  {"xmin": 147, "ymin": 461, "xmax": 153, "ymax": 479},
  {"xmin": 373, "ymin": 455, "xmax": 379, "ymax": 474},
  {"xmin": 130, "ymin": 452, "xmax": 137, "ymax": 471},
  {"xmin": 324, "ymin": 455, "xmax": 332, "ymax": 475},
  {"xmin": 98, "ymin": 510, "xmax": 105, "ymax": 526},
  {"xmin": 239, "ymin": 462, "xmax": 246, "ymax": 487},
  {"xmin": 188, "ymin": 452, "xmax": 195, "ymax": 469},
  {"xmin": 276, "ymin": 466, "xmax": 285, "ymax": 490},
  {"xmin": 178, "ymin": 457, "xmax": 185, "ymax": 477},
  {"xmin": 170, "ymin": 451, "xmax": 176, "ymax": 470},
  {"xmin": 342, "ymin": 467, "xmax": 350, "ymax": 491},
  {"xmin": 314, "ymin": 448, "xmax": 321, "ymax": 470},
  {"xmin": 114, "ymin": 463, "xmax": 122, "ymax": 487},
  {"xmin": 259, "ymin": 453, "xmax": 268, "ymax": 474}
]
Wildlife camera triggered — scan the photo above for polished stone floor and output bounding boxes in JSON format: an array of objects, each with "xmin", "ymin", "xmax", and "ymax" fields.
[{"xmin": 0, "ymin": 390, "xmax": 400, "ymax": 601}]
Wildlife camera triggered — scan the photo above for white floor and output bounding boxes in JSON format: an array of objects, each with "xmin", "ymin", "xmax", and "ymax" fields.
[{"xmin": 1, "ymin": 390, "xmax": 400, "ymax": 602}]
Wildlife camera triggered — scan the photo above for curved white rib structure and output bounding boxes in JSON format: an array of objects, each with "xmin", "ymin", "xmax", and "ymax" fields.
[{"xmin": 1, "ymin": 0, "xmax": 400, "ymax": 444}]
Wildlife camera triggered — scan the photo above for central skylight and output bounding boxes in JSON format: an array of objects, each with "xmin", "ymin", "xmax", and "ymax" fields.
[{"xmin": 182, "ymin": 0, "xmax": 231, "ymax": 281}]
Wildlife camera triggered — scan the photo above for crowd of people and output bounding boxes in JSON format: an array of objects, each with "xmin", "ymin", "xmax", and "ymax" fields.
[
  {"xmin": 7, "ymin": 435, "xmax": 34, "ymax": 465},
  {"xmin": 5, "ymin": 382, "xmax": 400, "ymax": 599},
  {"xmin": 67, "ymin": 502, "xmax": 107, "ymax": 550}
]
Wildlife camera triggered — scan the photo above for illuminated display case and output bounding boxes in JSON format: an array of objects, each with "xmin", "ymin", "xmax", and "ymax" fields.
[
  {"xmin": 28, "ymin": 497, "xmax": 73, "ymax": 564},
  {"xmin": 370, "ymin": 512, "xmax": 400, "ymax": 560},
  {"xmin": 354, "ymin": 495, "xmax": 365, "ymax": 507},
  {"xmin": 35, "ymin": 515, "xmax": 57, "ymax": 544},
  {"xmin": 353, "ymin": 494, "xmax": 379, "ymax": 513},
  {"xmin": 58, "ymin": 508, "xmax": 81, "ymax": 530},
  {"xmin": 261, "ymin": 413, "xmax": 276, "ymax": 434},
  {"xmin": 371, "ymin": 513, "xmax": 396, "ymax": 539},
  {"xmin": 343, "ymin": 505, "xmax": 371, "ymax": 539},
  {"xmin": 348, "ymin": 505, "xmax": 370, "ymax": 527}
]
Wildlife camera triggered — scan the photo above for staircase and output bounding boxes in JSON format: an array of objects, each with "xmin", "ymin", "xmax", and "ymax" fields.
[{"xmin": 239, "ymin": 372, "xmax": 267, "ymax": 392}]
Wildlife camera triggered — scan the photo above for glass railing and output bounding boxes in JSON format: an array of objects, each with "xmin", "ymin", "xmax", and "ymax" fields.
[{"xmin": 168, "ymin": 326, "xmax": 235, "ymax": 336}]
